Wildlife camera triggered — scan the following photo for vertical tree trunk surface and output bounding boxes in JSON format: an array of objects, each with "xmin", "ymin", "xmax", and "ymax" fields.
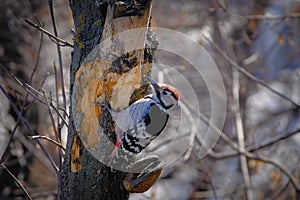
[{"xmin": 61, "ymin": 0, "xmax": 153, "ymax": 199}]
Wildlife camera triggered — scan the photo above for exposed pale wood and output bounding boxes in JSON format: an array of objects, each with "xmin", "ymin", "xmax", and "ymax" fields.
[{"xmin": 61, "ymin": 1, "xmax": 154, "ymax": 199}]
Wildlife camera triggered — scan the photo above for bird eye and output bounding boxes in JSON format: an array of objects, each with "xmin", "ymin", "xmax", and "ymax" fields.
[{"xmin": 163, "ymin": 91, "xmax": 168, "ymax": 95}]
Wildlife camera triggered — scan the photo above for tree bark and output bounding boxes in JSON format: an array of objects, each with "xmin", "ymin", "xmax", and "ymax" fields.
[{"xmin": 61, "ymin": 0, "xmax": 154, "ymax": 199}]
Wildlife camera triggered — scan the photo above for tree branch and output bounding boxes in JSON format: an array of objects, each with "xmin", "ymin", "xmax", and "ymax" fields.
[
  {"xmin": 196, "ymin": 111, "xmax": 300, "ymax": 192},
  {"xmin": 205, "ymin": 36, "xmax": 300, "ymax": 109},
  {"xmin": 0, "ymin": 163, "xmax": 33, "ymax": 200},
  {"xmin": 29, "ymin": 135, "xmax": 65, "ymax": 151},
  {"xmin": 214, "ymin": 1, "xmax": 300, "ymax": 20},
  {"xmin": 232, "ymin": 67, "xmax": 253, "ymax": 200},
  {"xmin": 25, "ymin": 18, "xmax": 73, "ymax": 48},
  {"xmin": 0, "ymin": 84, "xmax": 58, "ymax": 173}
]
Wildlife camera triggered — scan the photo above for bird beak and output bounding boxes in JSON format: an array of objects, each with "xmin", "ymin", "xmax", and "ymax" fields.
[{"xmin": 145, "ymin": 76, "xmax": 159, "ymax": 88}]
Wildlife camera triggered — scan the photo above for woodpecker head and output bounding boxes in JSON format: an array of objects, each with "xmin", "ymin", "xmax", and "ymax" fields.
[{"xmin": 146, "ymin": 76, "xmax": 180, "ymax": 110}]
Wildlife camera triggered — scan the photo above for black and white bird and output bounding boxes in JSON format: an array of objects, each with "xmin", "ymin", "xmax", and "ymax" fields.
[{"xmin": 101, "ymin": 76, "xmax": 180, "ymax": 159}]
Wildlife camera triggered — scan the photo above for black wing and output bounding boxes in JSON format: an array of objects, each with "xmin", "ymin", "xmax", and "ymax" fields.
[
  {"xmin": 120, "ymin": 103, "xmax": 169, "ymax": 154},
  {"xmin": 144, "ymin": 103, "xmax": 169, "ymax": 137}
]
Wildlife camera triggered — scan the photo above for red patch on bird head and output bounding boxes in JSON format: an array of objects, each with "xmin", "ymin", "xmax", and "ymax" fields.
[{"xmin": 165, "ymin": 84, "xmax": 180, "ymax": 101}]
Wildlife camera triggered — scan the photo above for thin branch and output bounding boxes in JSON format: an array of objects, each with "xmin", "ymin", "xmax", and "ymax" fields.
[
  {"xmin": 50, "ymin": 102, "xmax": 69, "ymax": 127},
  {"xmin": 53, "ymin": 63, "xmax": 65, "ymax": 200},
  {"xmin": 0, "ymin": 63, "xmax": 47, "ymax": 105},
  {"xmin": 0, "ymin": 84, "xmax": 58, "ymax": 173},
  {"xmin": 269, "ymin": 179, "xmax": 291, "ymax": 200},
  {"xmin": 196, "ymin": 127, "xmax": 300, "ymax": 160},
  {"xmin": 0, "ymin": 163, "xmax": 33, "ymax": 200},
  {"xmin": 29, "ymin": 135, "xmax": 65, "ymax": 151},
  {"xmin": 0, "ymin": 63, "xmax": 68, "ymax": 126},
  {"xmin": 47, "ymin": 2, "xmax": 65, "ymax": 198},
  {"xmin": 156, "ymin": 69, "xmax": 199, "ymax": 160},
  {"xmin": 47, "ymin": 1, "xmax": 67, "ymax": 115},
  {"xmin": 246, "ymin": 153, "xmax": 300, "ymax": 192},
  {"xmin": 196, "ymin": 112, "xmax": 300, "ymax": 192},
  {"xmin": 214, "ymin": 1, "xmax": 300, "ymax": 20},
  {"xmin": 242, "ymin": 13, "xmax": 300, "ymax": 20},
  {"xmin": 54, "ymin": 63, "xmax": 61, "ymax": 134},
  {"xmin": 197, "ymin": 129, "xmax": 300, "ymax": 159},
  {"xmin": 247, "ymin": 128, "xmax": 300, "ymax": 152},
  {"xmin": 24, "ymin": 72, "xmax": 50, "ymax": 110},
  {"xmin": 16, "ymin": 75, "xmax": 69, "ymax": 126},
  {"xmin": 199, "ymin": 160, "xmax": 219, "ymax": 200},
  {"xmin": 204, "ymin": 36, "xmax": 300, "ymax": 109},
  {"xmin": 28, "ymin": 31, "xmax": 43, "ymax": 85},
  {"xmin": 27, "ymin": 82, "xmax": 68, "ymax": 126},
  {"xmin": 24, "ymin": 18, "xmax": 73, "ymax": 48},
  {"xmin": 24, "ymin": 82, "xmax": 67, "ymax": 115},
  {"xmin": 0, "ymin": 44, "xmax": 56, "ymax": 173},
  {"xmin": 53, "ymin": 63, "xmax": 63, "ymax": 179},
  {"xmin": 197, "ymin": 112, "xmax": 236, "ymax": 153},
  {"xmin": 1, "ymin": 34, "xmax": 49, "ymax": 166},
  {"xmin": 232, "ymin": 67, "xmax": 253, "ymax": 200},
  {"xmin": 181, "ymin": 99, "xmax": 198, "ymax": 160},
  {"xmin": 0, "ymin": 129, "xmax": 17, "ymax": 163},
  {"xmin": 14, "ymin": 134, "xmax": 57, "ymax": 173},
  {"xmin": 192, "ymin": 190, "xmax": 229, "ymax": 199},
  {"xmin": 42, "ymin": 90, "xmax": 64, "ymax": 155}
]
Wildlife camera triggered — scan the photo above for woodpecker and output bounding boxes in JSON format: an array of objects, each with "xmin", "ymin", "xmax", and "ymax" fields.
[{"xmin": 101, "ymin": 76, "xmax": 180, "ymax": 160}]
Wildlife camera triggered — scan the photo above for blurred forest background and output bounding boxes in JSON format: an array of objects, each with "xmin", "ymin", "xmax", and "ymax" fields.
[{"xmin": 0, "ymin": 0, "xmax": 300, "ymax": 199}]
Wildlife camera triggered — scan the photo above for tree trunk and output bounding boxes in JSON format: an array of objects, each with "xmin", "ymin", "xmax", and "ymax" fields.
[{"xmin": 61, "ymin": 0, "xmax": 154, "ymax": 199}]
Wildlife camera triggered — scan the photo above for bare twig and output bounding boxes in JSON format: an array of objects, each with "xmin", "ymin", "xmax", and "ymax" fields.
[
  {"xmin": 0, "ymin": 84, "xmax": 58, "ymax": 173},
  {"xmin": 232, "ymin": 68, "xmax": 253, "ymax": 200},
  {"xmin": 196, "ymin": 112, "xmax": 236, "ymax": 153},
  {"xmin": 0, "ymin": 130, "xmax": 13, "ymax": 163},
  {"xmin": 247, "ymin": 128, "xmax": 300, "ymax": 151},
  {"xmin": 19, "ymin": 76, "xmax": 69, "ymax": 126},
  {"xmin": 0, "ymin": 63, "xmax": 68, "ymax": 126},
  {"xmin": 214, "ymin": 1, "xmax": 300, "ymax": 20},
  {"xmin": 0, "ymin": 63, "xmax": 46, "ymax": 105},
  {"xmin": 196, "ymin": 126, "xmax": 300, "ymax": 160},
  {"xmin": 29, "ymin": 135, "xmax": 65, "ymax": 151},
  {"xmin": 53, "ymin": 63, "xmax": 63, "ymax": 182},
  {"xmin": 50, "ymin": 102, "xmax": 69, "ymax": 127},
  {"xmin": 28, "ymin": 31, "xmax": 43, "ymax": 85},
  {"xmin": 156, "ymin": 69, "xmax": 199, "ymax": 160},
  {"xmin": 199, "ymin": 160, "xmax": 219, "ymax": 200},
  {"xmin": 47, "ymin": 2, "xmax": 65, "ymax": 198},
  {"xmin": 24, "ymin": 18, "xmax": 73, "ymax": 48},
  {"xmin": 0, "ymin": 33, "xmax": 55, "ymax": 173},
  {"xmin": 42, "ymin": 90, "xmax": 65, "ymax": 155},
  {"xmin": 181, "ymin": 99, "xmax": 198, "ymax": 160},
  {"xmin": 196, "ymin": 112, "xmax": 300, "ymax": 192},
  {"xmin": 0, "ymin": 163, "xmax": 33, "ymax": 200},
  {"xmin": 24, "ymin": 72, "xmax": 50, "ymax": 110},
  {"xmin": 246, "ymin": 153, "xmax": 299, "ymax": 192},
  {"xmin": 205, "ymin": 37, "xmax": 300, "ymax": 109},
  {"xmin": 269, "ymin": 179, "xmax": 291, "ymax": 200},
  {"xmin": 54, "ymin": 63, "xmax": 60, "ymax": 132},
  {"xmin": 47, "ymin": 1, "xmax": 67, "ymax": 118},
  {"xmin": 241, "ymin": 13, "xmax": 300, "ymax": 20},
  {"xmin": 17, "ymin": 134, "xmax": 57, "ymax": 174},
  {"xmin": 24, "ymin": 82, "xmax": 67, "ymax": 116}
]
